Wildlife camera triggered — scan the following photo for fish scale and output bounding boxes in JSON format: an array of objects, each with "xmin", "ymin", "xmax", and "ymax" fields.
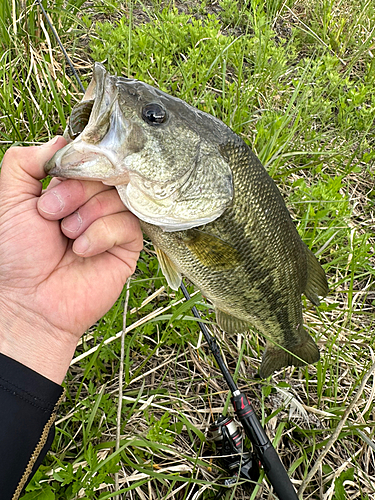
[{"xmin": 45, "ymin": 62, "xmax": 328, "ymax": 378}]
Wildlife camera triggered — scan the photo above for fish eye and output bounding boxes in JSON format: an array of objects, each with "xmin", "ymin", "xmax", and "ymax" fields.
[{"xmin": 142, "ymin": 103, "xmax": 167, "ymax": 125}]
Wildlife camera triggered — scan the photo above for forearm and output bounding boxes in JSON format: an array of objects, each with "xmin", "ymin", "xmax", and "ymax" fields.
[{"xmin": 0, "ymin": 306, "xmax": 72, "ymax": 498}]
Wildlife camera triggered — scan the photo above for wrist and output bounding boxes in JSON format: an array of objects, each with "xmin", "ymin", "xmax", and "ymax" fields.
[{"xmin": 0, "ymin": 301, "xmax": 78, "ymax": 385}]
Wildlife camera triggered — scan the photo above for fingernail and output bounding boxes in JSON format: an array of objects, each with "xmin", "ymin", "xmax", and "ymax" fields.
[
  {"xmin": 74, "ymin": 234, "xmax": 90, "ymax": 255},
  {"xmin": 41, "ymin": 136, "xmax": 60, "ymax": 148},
  {"xmin": 39, "ymin": 191, "xmax": 64, "ymax": 214},
  {"xmin": 62, "ymin": 212, "xmax": 82, "ymax": 233}
]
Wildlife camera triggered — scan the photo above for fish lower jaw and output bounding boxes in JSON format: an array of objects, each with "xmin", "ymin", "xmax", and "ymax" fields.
[
  {"xmin": 71, "ymin": 141, "xmax": 120, "ymax": 168},
  {"xmin": 47, "ymin": 140, "xmax": 125, "ymax": 182}
]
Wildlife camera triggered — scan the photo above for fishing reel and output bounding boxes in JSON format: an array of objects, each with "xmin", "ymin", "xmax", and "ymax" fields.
[{"xmin": 208, "ymin": 414, "xmax": 260, "ymax": 493}]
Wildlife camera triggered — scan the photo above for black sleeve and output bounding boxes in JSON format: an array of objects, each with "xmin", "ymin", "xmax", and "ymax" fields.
[{"xmin": 0, "ymin": 353, "xmax": 64, "ymax": 500}]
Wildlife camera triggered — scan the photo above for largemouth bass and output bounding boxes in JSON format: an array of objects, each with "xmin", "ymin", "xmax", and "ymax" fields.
[{"xmin": 45, "ymin": 63, "xmax": 328, "ymax": 378}]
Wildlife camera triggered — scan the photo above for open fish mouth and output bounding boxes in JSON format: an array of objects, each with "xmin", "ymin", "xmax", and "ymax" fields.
[
  {"xmin": 45, "ymin": 63, "xmax": 130, "ymax": 185},
  {"xmin": 45, "ymin": 63, "xmax": 234, "ymax": 231},
  {"xmin": 65, "ymin": 63, "xmax": 103, "ymax": 140}
]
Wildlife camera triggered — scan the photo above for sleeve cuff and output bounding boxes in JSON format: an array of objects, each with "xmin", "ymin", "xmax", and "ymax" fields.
[
  {"xmin": 0, "ymin": 352, "xmax": 63, "ymax": 409},
  {"xmin": 0, "ymin": 352, "xmax": 64, "ymax": 500}
]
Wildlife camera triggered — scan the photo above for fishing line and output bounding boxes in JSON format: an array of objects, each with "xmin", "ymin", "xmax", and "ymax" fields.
[
  {"xmin": 35, "ymin": 0, "xmax": 86, "ymax": 93},
  {"xmin": 37, "ymin": 5, "xmax": 299, "ymax": 499}
]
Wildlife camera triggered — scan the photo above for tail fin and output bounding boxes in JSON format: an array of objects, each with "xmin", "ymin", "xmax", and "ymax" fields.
[{"xmin": 259, "ymin": 333, "xmax": 320, "ymax": 378}]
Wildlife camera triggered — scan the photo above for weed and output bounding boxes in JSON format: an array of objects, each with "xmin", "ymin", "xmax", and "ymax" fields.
[{"xmin": 0, "ymin": 0, "xmax": 374, "ymax": 499}]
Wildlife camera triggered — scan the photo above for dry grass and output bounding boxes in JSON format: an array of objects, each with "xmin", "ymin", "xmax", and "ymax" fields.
[{"xmin": 1, "ymin": 1, "xmax": 374, "ymax": 499}]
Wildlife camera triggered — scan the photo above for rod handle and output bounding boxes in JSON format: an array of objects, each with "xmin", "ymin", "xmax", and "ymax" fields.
[
  {"xmin": 260, "ymin": 444, "xmax": 299, "ymax": 500},
  {"xmin": 232, "ymin": 392, "xmax": 299, "ymax": 500}
]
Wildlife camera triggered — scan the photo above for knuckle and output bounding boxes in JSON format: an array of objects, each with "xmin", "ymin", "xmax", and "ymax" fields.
[
  {"xmin": 70, "ymin": 179, "xmax": 87, "ymax": 198},
  {"xmin": 89, "ymin": 212, "xmax": 142, "ymax": 252},
  {"xmin": 127, "ymin": 260, "xmax": 138, "ymax": 275},
  {"xmin": 121, "ymin": 214, "xmax": 143, "ymax": 250},
  {"xmin": 91, "ymin": 192, "xmax": 107, "ymax": 214},
  {"xmin": 96, "ymin": 216, "xmax": 111, "ymax": 237},
  {"xmin": 3, "ymin": 146, "xmax": 24, "ymax": 164}
]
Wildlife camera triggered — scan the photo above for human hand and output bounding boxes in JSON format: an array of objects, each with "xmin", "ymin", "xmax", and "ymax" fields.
[{"xmin": 0, "ymin": 137, "xmax": 143, "ymax": 383}]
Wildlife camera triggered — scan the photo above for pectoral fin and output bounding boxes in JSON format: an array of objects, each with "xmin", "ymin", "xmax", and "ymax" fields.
[
  {"xmin": 304, "ymin": 246, "xmax": 329, "ymax": 306},
  {"xmin": 259, "ymin": 333, "xmax": 320, "ymax": 378},
  {"xmin": 216, "ymin": 309, "xmax": 249, "ymax": 334},
  {"xmin": 155, "ymin": 247, "xmax": 181, "ymax": 291},
  {"xmin": 181, "ymin": 229, "xmax": 240, "ymax": 271}
]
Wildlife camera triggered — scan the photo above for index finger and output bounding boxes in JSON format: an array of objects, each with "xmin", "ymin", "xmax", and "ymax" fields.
[{"xmin": 38, "ymin": 179, "xmax": 113, "ymax": 220}]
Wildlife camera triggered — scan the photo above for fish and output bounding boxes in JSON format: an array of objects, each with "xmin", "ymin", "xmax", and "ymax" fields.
[{"xmin": 45, "ymin": 62, "xmax": 328, "ymax": 378}]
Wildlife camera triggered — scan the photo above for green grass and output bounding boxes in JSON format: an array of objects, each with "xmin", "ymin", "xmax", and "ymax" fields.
[{"xmin": 1, "ymin": 0, "xmax": 375, "ymax": 498}]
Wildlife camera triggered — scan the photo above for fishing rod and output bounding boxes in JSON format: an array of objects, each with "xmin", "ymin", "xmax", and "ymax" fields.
[
  {"xmin": 36, "ymin": 0, "xmax": 85, "ymax": 93},
  {"xmin": 37, "ymin": 4, "xmax": 299, "ymax": 498},
  {"xmin": 180, "ymin": 282, "xmax": 299, "ymax": 500}
]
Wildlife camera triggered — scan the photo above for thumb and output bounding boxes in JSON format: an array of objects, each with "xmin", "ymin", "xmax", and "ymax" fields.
[{"xmin": 0, "ymin": 136, "xmax": 68, "ymax": 202}]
